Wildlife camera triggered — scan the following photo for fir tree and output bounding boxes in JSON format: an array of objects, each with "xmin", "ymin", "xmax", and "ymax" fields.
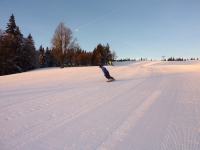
[
  {"xmin": 45, "ymin": 47, "xmax": 54, "ymax": 67},
  {"xmin": 2, "ymin": 14, "xmax": 24, "ymax": 74},
  {"xmin": 21, "ymin": 34, "xmax": 37, "ymax": 71},
  {"xmin": 38, "ymin": 45, "xmax": 47, "ymax": 68},
  {"xmin": 97, "ymin": 44, "xmax": 104, "ymax": 64},
  {"xmin": 27, "ymin": 33, "xmax": 34, "ymax": 45},
  {"xmin": 5, "ymin": 14, "xmax": 17, "ymax": 35},
  {"xmin": 0, "ymin": 29, "xmax": 6, "ymax": 75}
]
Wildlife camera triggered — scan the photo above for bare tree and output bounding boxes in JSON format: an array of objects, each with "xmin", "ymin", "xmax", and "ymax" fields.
[
  {"xmin": 51, "ymin": 22, "xmax": 73, "ymax": 68},
  {"xmin": 111, "ymin": 50, "xmax": 118, "ymax": 61}
]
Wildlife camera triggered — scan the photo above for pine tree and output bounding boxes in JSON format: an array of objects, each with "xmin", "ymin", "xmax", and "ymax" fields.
[
  {"xmin": 27, "ymin": 33, "xmax": 34, "ymax": 45},
  {"xmin": 0, "ymin": 29, "xmax": 6, "ymax": 75},
  {"xmin": 38, "ymin": 45, "xmax": 47, "ymax": 68},
  {"xmin": 91, "ymin": 46, "xmax": 102, "ymax": 66},
  {"xmin": 91, "ymin": 48, "xmax": 97, "ymax": 66},
  {"xmin": 2, "ymin": 14, "xmax": 24, "ymax": 74},
  {"xmin": 21, "ymin": 34, "xmax": 37, "ymax": 71},
  {"xmin": 45, "ymin": 47, "xmax": 54, "ymax": 67},
  {"xmin": 5, "ymin": 14, "xmax": 17, "ymax": 35},
  {"xmin": 1, "ymin": 14, "xmax": 38, "ymax": 75},
  {"xmin": 13, "ymin": 27, "xmax": 23, "ymax": 73},
  {"xmin": 96, "ymin": 44, "xmax": 104, "ymax": 64}
]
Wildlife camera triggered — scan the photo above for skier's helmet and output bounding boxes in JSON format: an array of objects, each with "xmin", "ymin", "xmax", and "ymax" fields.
[{"xmin": 99, "ymin": 64, "xmax": 103, "ymax": 68}]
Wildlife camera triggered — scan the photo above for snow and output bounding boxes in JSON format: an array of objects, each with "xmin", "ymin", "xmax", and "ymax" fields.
[{"xmin": 1, "ymin": 61, "xmax": 200, "ymax": 150}]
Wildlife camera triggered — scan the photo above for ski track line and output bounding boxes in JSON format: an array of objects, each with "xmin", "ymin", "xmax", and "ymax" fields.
[
  {"xmin": 1, "ymin": 67, "xmax": 151, "ymax": 150},
  {"xmin": 95, "ymin": 66, "xmax": 163, "ymax": 150}
]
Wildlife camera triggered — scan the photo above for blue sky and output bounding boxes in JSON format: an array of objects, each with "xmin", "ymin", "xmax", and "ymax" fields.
[{"xmin": 0, "ymin": 0, "xmax": 200, "ymax": 60}]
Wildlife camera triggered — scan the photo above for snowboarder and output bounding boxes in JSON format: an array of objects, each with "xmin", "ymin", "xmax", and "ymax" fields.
[{"xmin": 99, "ymin": 64, "xmax": 115, "ymax": 82}]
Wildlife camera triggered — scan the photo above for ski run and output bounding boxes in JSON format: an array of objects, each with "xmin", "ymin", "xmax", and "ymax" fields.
[{"xmin": 0, "ymin": 61, "xmax": 200, "ymax": 150}]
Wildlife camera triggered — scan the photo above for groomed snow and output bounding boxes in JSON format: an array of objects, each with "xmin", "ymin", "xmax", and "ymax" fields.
[{"xmin": 1, "ymin": 61, "xmax": 200, "ymax": 150}]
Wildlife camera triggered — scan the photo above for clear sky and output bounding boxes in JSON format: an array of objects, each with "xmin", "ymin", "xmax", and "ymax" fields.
[{"xmin": 0, "ymin": 0, "xmax": 200, "ymax": 60}]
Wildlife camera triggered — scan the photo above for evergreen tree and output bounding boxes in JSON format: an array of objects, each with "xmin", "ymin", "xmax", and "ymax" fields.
[
  {"xmin": 38, "ymin": 45, "xmax": 47, "ymax": 68},
  {"xmin": 0, "ymin": 29, "xmax": 6, "ymax": 75},
  {"xmin": 97, "ymin": 44, "xmax": 104, "ymax": 64},
  {"xmin": 45, "ymin": 47, "xmax": 55, "ymax": 67},
  {"xmin": 91, "ymin": 43, "xmax": 111, "ymax": 65},
  {"xmin": 27, "ymin": 33, "xmax": 34, "ymax": 45},
  {"xmin": 86, "ymin": 52, "xmax": 92, "ymax": 65},
  {"xmin": 91, "ymin": 48, "xmax": 97, "ymax": 66},
  {"xmin": 91, "ymin": 47, "xmax": 102, "ymax": 66},
  {"xmin": 2, "ymin": 14, "xmax": 24, "ymax": 74},
  {"xmin": 21, "ymin": 34, "xmax": 37, "ymax": 71},
  {"xmin": 5, "ymin": 14, "xmax": 17, "ymax": 35}
]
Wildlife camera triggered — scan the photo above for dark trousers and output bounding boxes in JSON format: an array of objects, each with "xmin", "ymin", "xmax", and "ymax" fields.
[{"xmin": 104, "ymin": 72, "xmax": 114, "ymax": 79}]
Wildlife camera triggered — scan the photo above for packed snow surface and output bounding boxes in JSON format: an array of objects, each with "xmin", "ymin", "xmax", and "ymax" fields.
[{"xmin": 1, "ymin": 61, "xmax": 200, "ymax": 150}]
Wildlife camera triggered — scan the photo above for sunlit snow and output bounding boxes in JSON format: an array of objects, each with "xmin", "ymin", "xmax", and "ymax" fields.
[{"xmin": 1, "ymin": 61, "xmax": 200, "ymax": 150}]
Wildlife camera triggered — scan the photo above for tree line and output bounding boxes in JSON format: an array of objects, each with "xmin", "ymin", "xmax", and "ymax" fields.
[
  {"xmin": 0, "ymin": 14, "xmax": 37, "ymax": 76},
  {"xmin": 0, "ymin": 14, "xmax": 117, "ymax": 76}
]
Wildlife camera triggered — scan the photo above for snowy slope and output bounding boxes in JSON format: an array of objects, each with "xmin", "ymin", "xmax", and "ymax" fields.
[{"xmin": 0, "ymin": 61, "xmax": 200, "ymax": 150}]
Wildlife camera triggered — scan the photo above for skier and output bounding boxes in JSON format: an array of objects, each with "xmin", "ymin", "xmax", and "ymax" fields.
[{"xmin": 99, "ymin": 64, "xmax": 115, "ymax": 81}]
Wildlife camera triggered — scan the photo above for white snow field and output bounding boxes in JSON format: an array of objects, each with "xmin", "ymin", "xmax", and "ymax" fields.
[{"xmin": 1, "ymin": 61, "xmax": 200, "ymax": 150}]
